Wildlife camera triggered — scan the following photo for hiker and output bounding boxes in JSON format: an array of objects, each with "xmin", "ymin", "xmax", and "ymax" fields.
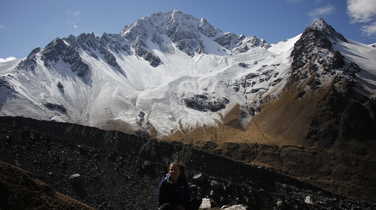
[{"xmin": 158, "ymin": 162, "xmax": 201, "ymax": 210}]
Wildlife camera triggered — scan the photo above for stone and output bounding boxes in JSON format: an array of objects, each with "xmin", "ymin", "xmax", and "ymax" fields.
[
  {"xmin": 69, "ymin": 173, "xmax": 81, "ymax": 180},
  {"xmin": 305, "ymin": 195, "xmax": 313, "ymax": 205}
]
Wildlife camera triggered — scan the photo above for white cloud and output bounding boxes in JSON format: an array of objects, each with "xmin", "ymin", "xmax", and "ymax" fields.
[
  {"xmin": 72, "ymin": 10, "xmax": 81, "ymax": 17},
  {"xmin": 66, "ymin": 10, "xmax": 81, "ymax": 17},
  {"xmin": 0, "ymin": 57, "xmax": 16, "ymax": 63},
  {"xmin": 347, "ymin": 0, "xmax": 376, "ymax": 23},
  {"xmin": 308, "ymin": 5, "xmax": 335, "ymax": 17},
  {"xmin": 362, "ymin": 21, "xmax": 376, "ymax": 36},
  {"xmin": 65, "ymin": 10, "xmax": 81, "ymax": 30}
]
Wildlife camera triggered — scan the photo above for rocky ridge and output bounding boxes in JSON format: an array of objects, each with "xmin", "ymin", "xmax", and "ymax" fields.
[{"xmin": 1, "ymin": 116, "xmax": 375, "ymax": 209}]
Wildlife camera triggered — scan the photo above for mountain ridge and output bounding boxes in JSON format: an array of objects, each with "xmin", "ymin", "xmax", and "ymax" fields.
[{"xmin": 0, "ymin": 11, "xmax": 375, "ymax": 145}]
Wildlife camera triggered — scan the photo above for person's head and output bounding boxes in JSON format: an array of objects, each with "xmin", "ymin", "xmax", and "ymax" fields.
[{"xmin": 168, "ymin": 161, "xmax": 186, "ymax": 183}]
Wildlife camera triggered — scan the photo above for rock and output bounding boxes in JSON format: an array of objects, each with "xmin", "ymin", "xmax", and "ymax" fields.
[
  {"xmin": 221, "ymin": 204, "xmax": 247, "ymax": 210},
  {"xmin": 43, "ymin": 103, "xmax": 67, "ymax": 114},
  {"xmin": 238, "ymin": 63, "xmax": 249, "ymax": 68},
  {"xmin": 69, "ymin": 173, "xmax": 81, "ymax": 180},
  {"xmin": 276, "ymin": 199, "xmax": 283, "ymax": 207},
  {"xmin": 199, "ymin": 198, "xmax": 211, "ymax": 209},
  {"xmin": 304, "ymin": 195, "xmax": 313, "ymax": 205},
  {"xmin": 57, "ymin": 82, "xmax": 64, "ymax": 93},
  {"xmin": 193, "ymin": 173, "xmax": 203, "ymax": 180},
  {"xmin": 183, "ymin": 94, "xmax": 230, "ymax": 112}
]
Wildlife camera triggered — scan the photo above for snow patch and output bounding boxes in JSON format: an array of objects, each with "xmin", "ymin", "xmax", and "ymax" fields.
[{"xmin": 0, "ymin": 57, "xmax": 16, "ymax": 63}]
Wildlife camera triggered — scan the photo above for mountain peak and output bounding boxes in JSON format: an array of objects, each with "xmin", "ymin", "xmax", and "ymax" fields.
[
  {"xmin": 120, "ymin": 10, "xmax": 226, "ymax": 56},
  {"xmin": 147, "ymin": 9, "xmax": 192, "ymax": 22},
  {"xmin": 308, "ymin": 18, "xmax": 347, "ymax": 42},
  {"xmin": 120, "ymin": 10, "xmax": 272, "ymax": 56},
  {"xmin": 122, "ymin": 10, "xmax": 222, "ymax": 39},
  {"xmin": 310, "ymin": 18, "xmax": 330, "ymax": 31}
]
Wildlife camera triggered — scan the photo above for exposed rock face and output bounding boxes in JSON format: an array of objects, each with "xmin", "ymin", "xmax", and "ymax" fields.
[
  {"xmin": 309, "ymin": 18, "xmax": 347, "ymax": 43},
  {"xmin": 74, "ymin": 33, "xmax": 125, "ymax": 73},
  {"xmin": 214, "ymin": 33, "xmax": 270, "ymax": 53},
  {"xmin": 41, "ymin": 38, "xmax": 91, "ymax": 83},
  {"xmin": 43, "ymin": 103, "xmax": 67, "ymax": 114},
  {"xmin": 290, "ymin": 19, "xmax": 357, "ymax": 88},
  {"xmin": 133, "ymin": 39, "xmax": 163, "ymax": 67},
  {"xmin": 17, "ymin": 47, "xmax": 41, "ymax": 71},
  {"xmin": 100, "ymin": 33, "xmax": 131, "ymax": 54},
  {"xmin": 17, "ymin": 32, "xmax": 130, "ymax": 83},
  {"xmin": 183, "ymin": 94, "xmax": 230, "ymax": 112},
  {"xmin": 0, "ymin": 78, "xmax": 15, "ymax": 109},
  {"xmin": 0, "ymin": 160, "xmax": 94, "ymax": 210},
  {"xmin": 289, "ymin": 18, "xmax": 376, "ymax": 147},
  {"xmin": 1, "ymin": 116, "xmax": 375, "ymax": 209},
  {"xmin": 74, "ymin": 33, "xmax": 127, "ymax": 76},
  {"xmin": 57, "ymin": 81, "xmax": 64, "ymax": 93},
  {"xmin": 214, "ymin": 33, "xmax": 242, "ymax": 50}
]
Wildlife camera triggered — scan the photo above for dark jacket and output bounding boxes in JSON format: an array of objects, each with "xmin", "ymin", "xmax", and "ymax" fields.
[{"xmin": 158, "ymin": 174, "xmax": 191, "ymax": 209}]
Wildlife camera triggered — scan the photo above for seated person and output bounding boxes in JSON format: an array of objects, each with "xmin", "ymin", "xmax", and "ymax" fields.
[{"xmin": 158, "ymin": 161, "xmax": 200, "ymax": 210}]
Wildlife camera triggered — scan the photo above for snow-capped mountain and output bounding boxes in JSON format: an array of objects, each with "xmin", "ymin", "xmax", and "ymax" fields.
[{"xmin": 1, "ymin": 11, "xmax": 375, "ymax": 146}]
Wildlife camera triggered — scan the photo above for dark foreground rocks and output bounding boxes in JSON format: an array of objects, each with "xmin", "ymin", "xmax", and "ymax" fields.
[
  {"xmin": 194, "ymin": 141, "xmax": 376, "ymax": 202},
  {"xmin": 0, "ymin": 160, "xmax": 94, "ymax": 210},
  {"xmin": 0, "ymin": 116, "xmax": 375, "ymax": 210}
]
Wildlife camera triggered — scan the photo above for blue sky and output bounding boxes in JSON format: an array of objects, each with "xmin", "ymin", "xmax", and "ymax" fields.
[{"xmin": 1, "ymin": 0, "xmax": 376, "ymax": 58}]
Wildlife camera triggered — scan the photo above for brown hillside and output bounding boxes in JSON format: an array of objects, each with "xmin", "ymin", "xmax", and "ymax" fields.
[{"xmin": 163, "ymin": 87, "xmax": 329, "ymax": 147}]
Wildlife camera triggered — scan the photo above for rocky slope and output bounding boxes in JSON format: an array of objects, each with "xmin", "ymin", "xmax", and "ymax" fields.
[
  {"xmin": 1, "ymin": 116, "xmax": 375, "ymax": 210},
  {"xmin": 0, "ymin": 160, "xmax": 94, "ymax": 210},
  {"xmin": 194, "ymin": 140, "xmax": 376, "ymax": 202}
]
